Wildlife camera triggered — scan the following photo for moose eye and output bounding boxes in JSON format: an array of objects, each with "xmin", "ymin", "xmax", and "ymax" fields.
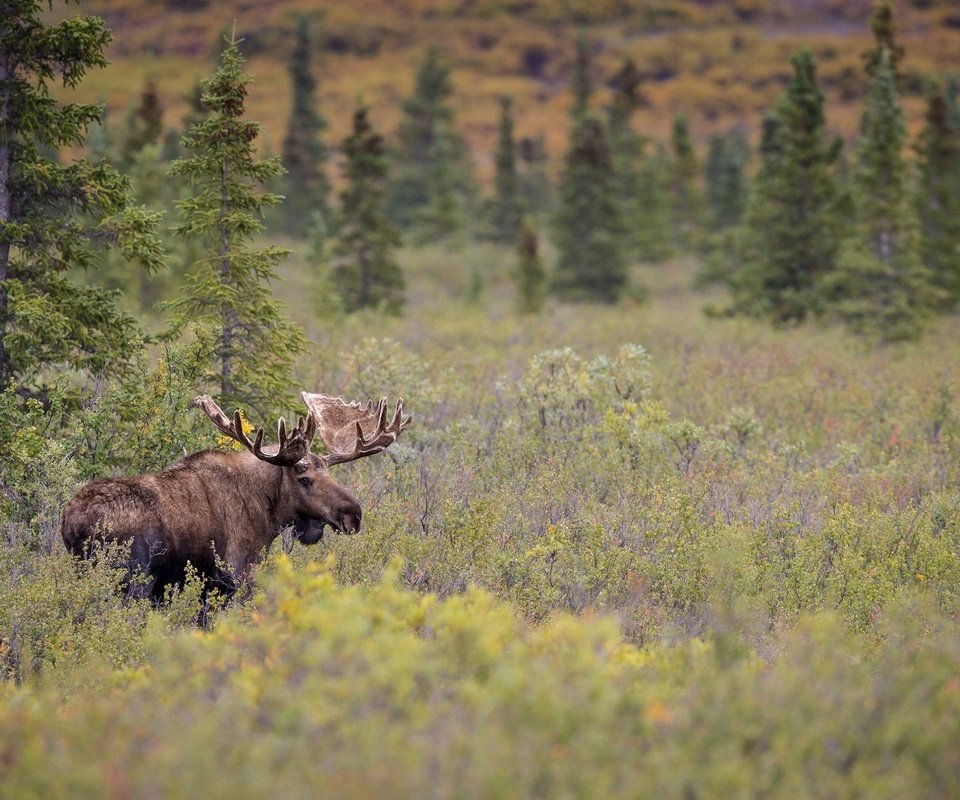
[{"xmin": 297, "ymin": 477, "xmax": 312, "ymax": 487}]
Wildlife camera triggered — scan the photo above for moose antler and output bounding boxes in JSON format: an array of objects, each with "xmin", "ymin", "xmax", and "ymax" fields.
[
  {"xmin": 194, "ymin": 395, "xmax": 317, "ymax": 467},
  {"xmin": 301, "ymin": 392, "xmax": 412, "ymax": 466}
]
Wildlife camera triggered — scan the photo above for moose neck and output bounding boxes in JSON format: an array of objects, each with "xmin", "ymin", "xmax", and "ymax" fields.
[{"xmin": 233, "ymin": 452, "xmax": 296, "ymax": 532}]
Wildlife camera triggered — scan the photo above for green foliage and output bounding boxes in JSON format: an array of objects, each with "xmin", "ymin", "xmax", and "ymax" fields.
[
  {"xmin": 120, "ymin": 78, "xmax": 164, "ymax": 168},
  {"xmin": 281, "ymin": 15, "xmax": 330, "ymax": 237},
  {"xmin": 0, "ymin": 334, "xmax": 215, "ymax": 550},
  {"xmin": 669, "ymin": 112, "xmax": 705, "ymax": 248},
  {"xmin": 305, "ymin": 210, "xmax": 342, "ymax": 322},
  {"xmin": 413, "ymin": 121, "xmax": 467, "ymax": 246},
  {"xmin": 86, "ymin": 98, "xmax": 113, "ymax": 163},
  {"xmin": 162, "ymin": 80, "xmax": 208, "ymax": 162},
  {"xmin": 0, "ymin": 542, "xmax": 153, "ymax": 687},
  {"xmin": 607, "ymin": 57, "xmax": 653, "ymax": 262},
  {"xmin": 824, "ymin": 49, "xmax": 939, "ymax": 342},
  {"xmin": 332, "ymin": 105, "xmax": 405, "ymax": 315},
  {"xmin": 166, "ymin": 32, "xmax": 306, "ymax": 412},
  {"xmin": 385, "ymin": 46, "xmax": 472, "ymax": 240},
  {"xmin": 551, "ymin": 115, "xmax": 627, "ymax": 303},
  {"xmin": 634, "ymin": 142, "xmax": 675, "ymax": 263},
  {"xmin": 729, "ymin": 51, "xmax": 846, "ymax": 324},
  {"xmin": 0, "ymin": 0, "xmax": 164, "ymax": 398},
  {"xmin": 1, "ymin": 558, "xmax": 959, "ymax": 797},
  {"xmin": 489, "ymin": 96, "xmax": 523, "ymax": 243},
  {"xmin": 570, "ymin": 30, "xmax": 592, "ymax": 120},
  {"xmin": 914, "ymin": 83, "xmax": 960, "ymax": 308},
  {"xmin": 517, "ymin": 134, "xmax": 551, "ymax": 222},
  {"xmin": 862, "ymin": 0, "xmax": 905, "ymax": 85},
  {"xmin": 704, "ymin": 128, "xmax": 749, "ymax": 231}
]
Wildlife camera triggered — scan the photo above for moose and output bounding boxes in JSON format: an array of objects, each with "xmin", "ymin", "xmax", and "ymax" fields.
[{"xmin": 61, "ymin": 391, "xmax": 412, "ymax": 601}]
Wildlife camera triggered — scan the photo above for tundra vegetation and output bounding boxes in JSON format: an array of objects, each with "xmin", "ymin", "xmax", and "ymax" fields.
[{"xmin": 1, "ymin": 1, "xmax": 960, "ymax": 797}]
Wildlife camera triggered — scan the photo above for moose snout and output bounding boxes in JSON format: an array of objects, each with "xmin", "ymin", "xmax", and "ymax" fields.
[{"xmin": 338, "ymin": 503, "xmax": 362, "ymax": 534}]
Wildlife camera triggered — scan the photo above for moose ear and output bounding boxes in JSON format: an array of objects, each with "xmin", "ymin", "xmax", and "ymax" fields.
[{"xmin": 293, "ymin": 459, "xmax": 310, "ymax": 475}]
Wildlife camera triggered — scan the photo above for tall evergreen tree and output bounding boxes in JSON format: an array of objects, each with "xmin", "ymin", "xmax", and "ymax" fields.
[
  {"xmin": 518, "ymin": 133, "xmax": 551, "ymax": 220},
  {"xmin": 571, "ymin": 32, "xmax": 592, "ymax": 120},
  {"xmin": 167, "ymin": 32, "xmax": 305, "ymax": 412},
  {"xmin": 704, "ymin": 129, "xmax": 749, "ymax": 230},
  {"xmin": 634, "ymin": 142, "xmax": 674, "ymax": 263},
  {"xmin": 385, "ymin": 46, "xmax": 470, "ymax": 238},
  {"xmin": 915, "ymin": 83, "xmax": 960, "ymax": 307},
  {"xmin": 414, "ymin": 120, "xmax": 466, "ymax": 245},
  {"xmin": 707, "ymin": 113, "xmax": 783, "ymax": 292},
  {"xmin": 698, "ymin": 129, "xmax": 750, "ymax": 288},
  {"xmin": 0, "ymin": 0, "xmax": 163, "ymax": 398},
  {"xmin": 490, "ymin": 95, "xmax": 523, "ymax": 243},
  {"xmin": 729, "ymin": 52, "xmax": 845, "ymax": 323},
  {"xmin": 825, "ymin": 49, "xmax": 938, "ymax": 341},
  {"xmin": 332, "ymin": 105, "xmax": 404, "ymax": 315},
  {"xmin": 281, "ymin": 15, "xmax": 329, "ymax": 236},
  {"xmin": 608, "ymin": 58, "xmax": 646, "ymax": 258},
  {"xmin": 552, "ymin": 116, "xmax": 627, "ymax": 303},
  {"xmin": 862, "ymin": 1, "xmax": 905, "ymax": 84},
  {"xmin": 121, "ymin": 78, "xmax": 164, "ymax": 167},
  {"xmin": 669, "ymin": 112, "xmax": 703, "ymax": 248}
]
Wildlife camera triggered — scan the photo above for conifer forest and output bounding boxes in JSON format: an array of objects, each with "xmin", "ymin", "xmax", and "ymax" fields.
[{"xmin": 4, "ymin": 1, "xmax": 960, "ymax": 796}]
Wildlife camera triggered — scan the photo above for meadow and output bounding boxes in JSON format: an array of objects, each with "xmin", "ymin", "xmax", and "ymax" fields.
[
  {"xmin": 3, "ymin": 0, "xmax": 960, "ymax": 795},
  {"xmin": 2, "ymin": 246, "xmax": 959, "ymax": 797}
]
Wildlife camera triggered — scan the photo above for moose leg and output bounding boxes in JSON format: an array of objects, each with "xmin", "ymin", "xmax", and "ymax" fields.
[{"xmin": 124, "ymin": 536, "xmax": 163, "ymax": 602}]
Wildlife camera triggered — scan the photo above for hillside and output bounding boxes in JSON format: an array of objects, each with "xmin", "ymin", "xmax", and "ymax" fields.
[{"xmin": 53, "ymin": 0, "xmax": 960, "ymax": 182}]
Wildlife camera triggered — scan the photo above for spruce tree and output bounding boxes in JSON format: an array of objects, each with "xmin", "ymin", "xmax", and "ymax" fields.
[
  {"xmin": 385, "ymin": 46, "xmax": 470, "ymax": 238},
  {"xmin": 825, "ymin": 49, "xmax": 938, "ymax": 341},
  {"xmin": 710, "ymin": 113, "xmax": 783, "ymax": 293},
  {"xmin": 552, "ymin": 115, "xmax": 627, "ymax": 303},
  {"xmin": 608, "ymin": 58, "xmax": 645, "ymax": 259},
  {"xmin": 414, "ymin": 121, "xmax": 466, "ymax": 245},
  {"xmin": 121, "ymin": 78, "xmax": 164, "ymax": 167},
  {"xmin": 513, "ymin": 217, "xmax": 546, "ymax": 314},
  {"xmin": 699, "ymin": 129, "xmax": 749, "ymax": 287},
  {"xmin": 634, "ymin": 142, "xmax": 674, "ymax": 263},
  {"xmin": 490, "ymin": 95, "xmax": 523, "ymax": 243},
  {"xmin": 332, "ymin": 105, "xmax": 404, "ymax": 315},
  {"xmin": 518, "ymin": 133, "xmax": 551, "ymax": 220},
  {"xmin": 669, "ymin": 113, "xmax": 703, "ymax": 248},
  {"xmin": 281, "ymin": 15, "xmax": 329, "ymax": 236},
  {"xmin": 167, "ymin": 32, "xmax": 305, "ymax": 412},
  {"xmin": 862, "ymin": 1, "xmax": 905, "ymax": 84},
  {"xmin": 704, "ymin": 129, "xmax": 749, "ymax": 230},
  {"xmin": 0, "ymin": 0, "xmax": 163, "ymax": 397},
  {"xmin": 915, "ymin": 84, "xmax": 960, "ymax": 307},
  {"xmin": 571, "ymin": 32, "xmax": 592, "ymax": 120},
  {"xmin": 730, "ymin": 52, "xmax": 845, "ymax": 323}
]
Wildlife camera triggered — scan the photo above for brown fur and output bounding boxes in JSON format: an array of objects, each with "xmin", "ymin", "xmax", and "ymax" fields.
[{"xmin": 61, "ymin": 450, "xmax": 361, "ymax": 601}]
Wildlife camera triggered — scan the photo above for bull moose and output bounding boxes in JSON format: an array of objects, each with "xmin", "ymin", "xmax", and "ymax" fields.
[{"xmin": 61, "ymin": 391, "xmax": 412, "ymax": 600}]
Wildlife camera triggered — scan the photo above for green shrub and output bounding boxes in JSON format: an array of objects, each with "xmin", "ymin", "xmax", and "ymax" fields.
[{"xmin": 0, "ymin": 559, "xmax": 958, "ymax": 798}]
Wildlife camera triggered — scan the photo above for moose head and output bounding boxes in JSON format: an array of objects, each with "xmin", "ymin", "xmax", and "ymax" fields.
[{"xmin": 194, "ymin": 392, "xmax": 413, "ymax": 542}]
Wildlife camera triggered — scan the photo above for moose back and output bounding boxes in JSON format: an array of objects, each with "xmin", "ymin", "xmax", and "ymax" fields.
[{"xmin": 61, "ymin": 391, "xmax": 411, "ymax": 600}]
